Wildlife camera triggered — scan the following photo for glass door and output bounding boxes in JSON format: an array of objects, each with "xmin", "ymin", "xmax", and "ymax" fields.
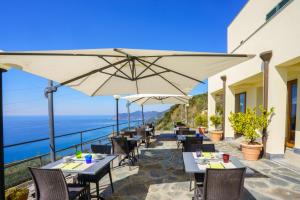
[{"xmin": 287, "ymin": 80, "xmax": 297, "ymax": 147}]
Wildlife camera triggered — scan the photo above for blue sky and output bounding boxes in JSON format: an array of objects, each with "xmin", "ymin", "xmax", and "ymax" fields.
[{"xmin": 1, "ymin": 0, "xmax": 247, "ymax": 116}]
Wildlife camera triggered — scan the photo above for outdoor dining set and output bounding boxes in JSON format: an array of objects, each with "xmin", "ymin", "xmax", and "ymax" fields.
[
  {"xmin": 28, "ymin": 124, "xmax": 154, "ymax": 200},
  {"xmin": 175, "ymin": 126, "xmax": 249, "ymax": 200}
]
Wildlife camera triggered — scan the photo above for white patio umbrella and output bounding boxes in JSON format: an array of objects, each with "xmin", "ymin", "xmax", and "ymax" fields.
[
  {"xmin": 123, "ymin": 94, "xmax": 191, "ymax": 125},
  {"xmin": 0, "ymin": 49, "xmax": 254, "ymax": 198},
  {"xmin": 123, "ymin": 94, "xmax": 191, "ymax": 105},
  {"xmin": 0, "ymin": 48, "xmax": 253, "ymax": 96}
]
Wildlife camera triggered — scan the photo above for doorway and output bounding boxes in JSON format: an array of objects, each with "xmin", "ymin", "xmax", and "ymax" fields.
[{"xmin": 286, "ymin": 79, "xmax": 297, "ymax": 147}]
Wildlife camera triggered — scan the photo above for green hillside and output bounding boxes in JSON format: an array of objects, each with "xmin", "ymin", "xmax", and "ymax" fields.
[{"xmin": 155, "ymin": 93, "xmax": 208, "ymax": 130}]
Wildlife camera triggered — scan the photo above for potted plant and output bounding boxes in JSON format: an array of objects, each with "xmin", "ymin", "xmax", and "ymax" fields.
[
  {"xmin": 194, "ymin": 113, "xmax": 208, "ymax": 134},
  {"xmin": 229, "ymin": 106, "xmax": 274, "ymax": 161},
  {"xmin": 209, "ymin": 114, "xmax": 223, "ymax": 142},
  {"xmin": 5, "ymin": 187, "xmax": 29, "ymax": 200}
]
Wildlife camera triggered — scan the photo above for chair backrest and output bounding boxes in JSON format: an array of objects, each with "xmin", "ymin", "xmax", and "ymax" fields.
[
  {"xmin": 183, "ymin": 137, "xmax": 203, "ymax": 152},
  {"xmin": 136, "ymin": 127, "xmax": 146, "ymax": 139},
  {"xmin": 111, "ymin": 136, "xmax": 129, "ymax": 155},
  {"xmin": 201, "ymin": 144, "xmax": 216, "ymax": 152},
  {"xmin": 91, "ymin": 144, "xmax": 112, "ymax": 154},
  {"xmin": 122, "ymin": 131, "xmax": 135, "ymax": 138},
  {"xmin": 182, "ymin": 130, "xmax": 196, "ymax": 135},
  {"xmin": 29, "ymin": 167, "xmax": 69, "ymax": 200},
  {"xmin": 203, "ymin": 168, "xmax": 246, "ymax": 200},
  {"xmin": 178, "ymin": 127, "xmax": 190, "ymax": 135}
]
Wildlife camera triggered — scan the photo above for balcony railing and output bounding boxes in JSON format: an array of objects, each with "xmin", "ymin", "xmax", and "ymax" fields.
[{"xmin": 4, "ymin": 120, "xmax": 141, "ymax": 188}]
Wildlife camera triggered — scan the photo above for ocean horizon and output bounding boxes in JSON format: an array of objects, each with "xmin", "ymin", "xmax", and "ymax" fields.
[{"xmin": 4, "ymin": 115, "xmax": 139, "ymax": 164}]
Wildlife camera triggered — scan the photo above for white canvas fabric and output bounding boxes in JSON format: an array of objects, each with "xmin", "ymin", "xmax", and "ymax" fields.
[
  {"xmin": 123, "ymin": 94, "xmax": 191, "ymax": 105},
  {"xmin": 0, "ymin": 48, "xmax": 254, "ymax": 96}
]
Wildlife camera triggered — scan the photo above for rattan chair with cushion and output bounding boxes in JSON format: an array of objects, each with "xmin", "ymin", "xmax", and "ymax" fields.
[
  {"xmin": 78, "ymin": 144, "xmax": 114, "ymax": 200},
  {"xmin": 29, "ymin": 167, "xmax": 90, "ymax": 200},
  {"xmin": 194, "ymin": 168, "xmax": 246, "ymax": 200}
]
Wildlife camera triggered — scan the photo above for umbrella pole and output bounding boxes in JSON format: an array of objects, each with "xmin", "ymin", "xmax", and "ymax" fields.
[
  {"xmin": 142, "ymin": 105, "xmax": 145, "ymax": 125},
  {"xmin": 0, "ymin": 69, "xmax": 6, "ymax": 200},
  {"xmin": 114, "ymin": 96, "xmax": 120, "ymax": 135},
  {"xmin": 45, "ymin": 80, "xmax": 56, "ymax": 162},
  {"xmin": 127, "ymin": 102, "xmax": 131, "ymax": 130}
]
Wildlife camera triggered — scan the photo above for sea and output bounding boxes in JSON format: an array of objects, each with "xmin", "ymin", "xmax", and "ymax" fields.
[{"xmin": 4, "ymin": 115, "xmax": 139, "ymax": 164}]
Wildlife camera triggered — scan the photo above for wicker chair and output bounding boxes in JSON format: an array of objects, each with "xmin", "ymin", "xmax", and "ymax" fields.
[
  {"xmin": 111, "ymin": 136, "xmax": 135, "ymax": 166},
  {"xmin": 183, "ymin": 137, "xmax": 203, "ymax": 152},
  {"xmin": 194, "ymin": 144, "xmax": 216, "ymax": 185},
  {"xmin": 201, "ymin": 144, "xmax": 216, "ymax": 152},
  {"xmin": 178, "ymin": 127, "xmax": 190, "ymax": 135},
  {"xmin": 78, "ymin": 144, "xmax": 114, "ymax": 200},
  {"xmin": 136, "ymin": 126, "xmax": 150, "ymax": 147},
  {"xmin": 91, "ymin": 144, "xmax": 112, "ymax": 154},
  {"xmin": 29, "ymin": 167, "xmax": 90, "ymax": 200},
  {"xmin": 194, "ymin": 168, "xmax": 246, "ymax": 200}
]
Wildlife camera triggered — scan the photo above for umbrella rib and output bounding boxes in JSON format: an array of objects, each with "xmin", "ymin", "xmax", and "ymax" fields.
[
  {"xmin": 100, "ymin": 57, "xmax": 132, "ymax": 80},
  {"xmin": 91, "ymin": 61, "xmax": 129, "ymax": 96},
  {"xmin": 58, "ymin": 58, "xmax": 129, "ymax": 87},
  {"xmin": 136, "ymin": 70, "xmax": 169, "ymax": 80},
  {"xmin": 137, "ymin": 53, "xmax": 251, "ymax": 58},
  {"xmin": 136, "ymin": 57, "xmax": 161, "ymax": 79},
  {"xmin": 131, "ymin": 97, "xmax": 145, "ymax": 104},
  {"xmin": 67, "ymin": 75, "xmax": 91, "ymax": 87},
  {"xmin": 135, "ymin": 59, "xmax": 187, "ymax": 95},
  {"xmin": 136, "ymin": 58, "xmax": 204, "ymax": 84},
  {"xmin": 141, "ymin": 97, "xmax": 152, "ymax": 105},
  {"xmin": 0, "ymin": 52, "xmax": 126, "ymax": 57},
  {"xmin": 134, "ymin": 60, "xmax": 139, "ymax": 94},
  {"xmin": 174, "ymin": 96, "xmax": 188, "ymax": 104}
]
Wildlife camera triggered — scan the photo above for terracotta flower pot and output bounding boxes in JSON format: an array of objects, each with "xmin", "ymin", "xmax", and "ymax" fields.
[
  {"xmin": 210, "ymin": 130, "xmax": 223, "ymax": 142},
  {"xmin": 241, "ymin": 142, "xmax": 263, "ymax": 161},
  {"xmin": 198, "ymin": 126, "xmax": 206, "ymax": 134}
]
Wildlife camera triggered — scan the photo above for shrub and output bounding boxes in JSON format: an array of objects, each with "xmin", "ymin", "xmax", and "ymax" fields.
[
  {"xmin": 229, "ymin": 106, "xmax": 274, "ymax": 144},
  {"xmin": 210, "ymin": 115, "xmax": 222, "ymax": 130},
  {"xmin": 194, "ymin": 113, "xmax": 208, "ymax": 127},
  {"xmin": 5, "ymin": 187, "xmax": 29, "ymax": 200}
]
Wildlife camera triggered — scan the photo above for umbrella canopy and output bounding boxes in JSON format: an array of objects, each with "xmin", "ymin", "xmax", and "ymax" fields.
[
  {"xmin": 123, "ymin": 94, "xmax": 191, "ymax": 105},
  {"xmin": 0, "ymin": 48, "xmax": 254, "ymax": 96}
]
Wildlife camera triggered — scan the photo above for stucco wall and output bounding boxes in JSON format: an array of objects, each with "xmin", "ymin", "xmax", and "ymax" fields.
[{"xmin": 228, "ymin": 0, "xmax": 281, "ymax": 53}]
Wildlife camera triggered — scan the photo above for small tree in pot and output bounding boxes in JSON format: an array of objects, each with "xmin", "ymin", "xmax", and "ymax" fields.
[
  {"xmin": 209, "ymin": 114, "xmax": 223, "ymax": 142},
  {"xmin": 194, "ymin": 113, "xmax": 208, "ymax": 134},
  {"xmin": 229, "ymin": 106, "xmax": 274, "ymax": 160}
]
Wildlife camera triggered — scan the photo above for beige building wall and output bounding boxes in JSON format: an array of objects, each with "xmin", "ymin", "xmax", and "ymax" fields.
[{"xmin": 207, "ymin": 0, "xmax": 300, "ymax": 158}]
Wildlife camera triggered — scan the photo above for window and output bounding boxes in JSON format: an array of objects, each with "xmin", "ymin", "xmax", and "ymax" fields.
[
  {"xmin": 235, "ymin": 92, "xmax": 246, "ymax": 113},
  {"xmin": 266, "ymin": 0, "xmax": 291, "ymax": 21}
]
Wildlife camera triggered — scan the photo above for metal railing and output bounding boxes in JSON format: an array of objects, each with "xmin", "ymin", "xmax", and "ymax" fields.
[{"xmin": 4, "ymin": 120, "xmax": 141, "ymax": 188}]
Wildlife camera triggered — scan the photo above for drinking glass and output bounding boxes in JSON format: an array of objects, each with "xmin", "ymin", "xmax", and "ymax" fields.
[
  {"xmin": 222, "ymin": 154, "xmax": 230, "ymax": 163},
  {"xmin": 85, "ymin": 154, "xmax": 92, "ymax": 164},
  {"xmin": 76, "ymin": 151, "xmax": 82, "ymax": 158}
]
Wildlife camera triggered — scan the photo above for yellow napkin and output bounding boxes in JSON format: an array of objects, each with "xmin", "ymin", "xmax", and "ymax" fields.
[
  {"xmin": 202, "ymin": 152, "xmax": 212, "ymax": 159},
  {"xmin": 61, "ymin": 163, "xmax": 82, "ymax": 170},
  {"xmin": 209, "ymin": 162, "xmax": 224, "ymax": 169}
]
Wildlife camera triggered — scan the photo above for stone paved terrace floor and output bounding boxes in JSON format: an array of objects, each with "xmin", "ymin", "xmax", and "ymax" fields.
[{"xmin": 27, "ymin": 131, "xmax": 300, "ymax": 200}]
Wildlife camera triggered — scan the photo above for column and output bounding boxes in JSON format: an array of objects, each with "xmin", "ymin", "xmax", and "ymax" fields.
[
  {"xmin": 265, "ymin": 65, "xmax": 287, "ymax": 159},
  {"xmin": 294, "ymin": 76, "xmax": 300, "ymax": 154},
  {"xmin": 224, "ymin": 86, "xmax": 235, "ymax": 139},
  {"xmin": 207, "ymin": 92, "xmax": 216, "ymax": 131}
]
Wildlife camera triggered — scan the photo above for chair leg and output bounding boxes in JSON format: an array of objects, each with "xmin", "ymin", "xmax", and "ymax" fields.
[
  {"xmin": 189, "ymin": 174, "xmax": 193, "ymax": 191},
  {"xmin": 109, "ymin": 170, "xmax": 114, "ymax": 193},
  {"xmin": 96, "ymin": 182, "xmax": 100, "ymax": 200}
]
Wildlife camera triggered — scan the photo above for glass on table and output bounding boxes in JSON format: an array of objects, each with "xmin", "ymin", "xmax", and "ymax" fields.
[
  {"xmin": 85, "ymin": 154, "xmax": 92, "ymax": 164},
  {"xmin": 196, "ymin": 151, "xmax": 202, "ymax": 157},
  {"xmin": 222, "ymin": 154, "xmax": 230, "ymax": 163},
  {"xmin": 76, "ymin": 151, "xmax": 82, "ymax": 158}
]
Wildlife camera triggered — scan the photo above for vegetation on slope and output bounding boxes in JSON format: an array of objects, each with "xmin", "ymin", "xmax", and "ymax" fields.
[{"xmin": 155, "ymin": 93, "xmax": 208, "ymax": 130}]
